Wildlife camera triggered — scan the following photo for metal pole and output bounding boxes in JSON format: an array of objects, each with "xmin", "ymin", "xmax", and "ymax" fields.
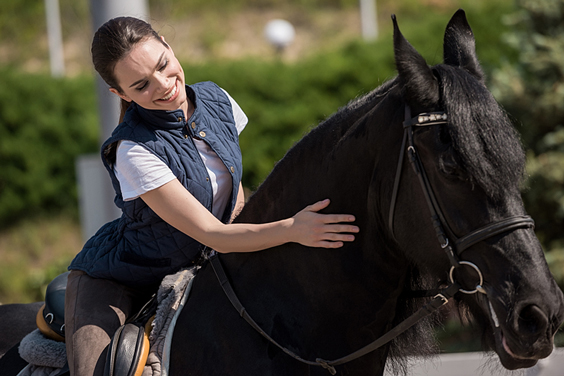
[
  {"xmin": 360, "ymin": 0, "xmax": 378, "ymax": 41},
  {"xmin": 45, "ymin": 0, "xmax": 65, "ymax": 77},
  {"xmin": 77, "ymin": 0, "xmax": 149, "ymax": 240},
  {"xmin": 90, "ymin": 0, "xmax": 149, "ymax": 142}
]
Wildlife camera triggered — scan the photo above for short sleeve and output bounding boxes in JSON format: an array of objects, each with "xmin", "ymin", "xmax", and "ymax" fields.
[
  {"xmin": 114, "ymin": 140, "xmax": 176, "ymax": 201},
  {"xmin": 221, "ymin": 88, "xmax": 248, "ymax": 135}
]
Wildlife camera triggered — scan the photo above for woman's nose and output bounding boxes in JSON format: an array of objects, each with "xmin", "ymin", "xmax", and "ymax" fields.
[{"xmin": 155, "ymin": 74, "xmax": 169, "ymax": 90}]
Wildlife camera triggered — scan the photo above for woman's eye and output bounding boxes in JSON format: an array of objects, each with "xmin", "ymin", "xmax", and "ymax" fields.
[
  {"xmin": 136, "ymin": 82, "xmax": 148, "ymax": 91},
  {"xmin": 134, "ymin": 59, "xmax": 168, "ymax": 91},
  {"xmin": 159, "ymin": 59, "xmax": 169, "ymax": 72}
]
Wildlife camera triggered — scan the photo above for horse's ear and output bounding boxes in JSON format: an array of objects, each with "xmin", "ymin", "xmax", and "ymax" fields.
[
  {"xmin": 443, "ymin": 9, "xmax": 485, "ymax": 83},
  {"xmin": 393, "ymin": 14, "xmax": 439, "ymax": 110}
]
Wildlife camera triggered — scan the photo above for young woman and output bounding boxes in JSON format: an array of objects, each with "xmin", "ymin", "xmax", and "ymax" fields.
[{"xmin": 65, "ymin": 16, "xmax": 359, "ymax": 375}]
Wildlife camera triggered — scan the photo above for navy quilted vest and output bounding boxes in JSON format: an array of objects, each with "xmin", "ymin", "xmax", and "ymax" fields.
[{"xmin": 69, "ymin": 82, "xmax": 242, "ymax": 287}]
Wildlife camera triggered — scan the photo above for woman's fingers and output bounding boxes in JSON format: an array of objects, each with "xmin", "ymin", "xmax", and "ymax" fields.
[
  {"xmin": 321, "ymin": 230, "xmax": 357, "ymax": 241},
  {"xmin": 305, "ymin": 200, "xmax": 357, "ymax": 224},
  {"xmin": 307, "ymin": 217, "xmax": 359, "ymax": 247},
  {"xmin": 339, "ymin": 224, "xmax": 360, "ymax": 233},
  {"xmin": 292, "ymin": 199, "xmax": 360, "ymax": 248},
  {"xmin": 305, "ymin": 198, "xmax": 331, "ymax": 212},
  {"xmin": 316, "ymin": 241, "xmax": 345, "ymax": 249}
]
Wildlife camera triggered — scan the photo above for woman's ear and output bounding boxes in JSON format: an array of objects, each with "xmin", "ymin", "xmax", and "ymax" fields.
[{"xmin": 109, "ymin": 87, "xmax": 131, "ymax": 102}]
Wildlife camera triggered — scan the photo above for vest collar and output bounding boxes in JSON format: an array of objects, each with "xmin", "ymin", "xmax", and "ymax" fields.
[{"xmin": 127, "ymin": 85, "xmax": 198, "ymax": 130}]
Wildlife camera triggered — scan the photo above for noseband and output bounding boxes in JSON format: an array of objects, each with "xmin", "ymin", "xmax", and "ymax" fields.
[
  {"xmin": 210, "ymin": 105, "xmax": 535, "ymax": 374},
  {"xmin": 389, "ymin": 105, "xmax": 534, "ymax": 292}
]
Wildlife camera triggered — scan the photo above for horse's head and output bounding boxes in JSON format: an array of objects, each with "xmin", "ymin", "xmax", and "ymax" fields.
[{"xmin": 390, "ymin": 9, "xmax": 564, "ymax": 370}]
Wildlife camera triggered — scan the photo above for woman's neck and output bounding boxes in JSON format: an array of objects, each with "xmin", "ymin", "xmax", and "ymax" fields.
[{"xmin": 183, "ymin": 97, "xmax": 195, "ymax": 120}]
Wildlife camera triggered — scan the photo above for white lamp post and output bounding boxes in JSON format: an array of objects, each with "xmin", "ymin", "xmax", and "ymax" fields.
[
  {"xmin": 360, "ymin": 0, "xmax": 378, "ymax": 41},
  {"xmin": 45, "ymin": 0, "xmax": 65, "ymax": 77},
  {"xmin": 264, "ymin": 19, "xmax": 295, "ymax": 54}
]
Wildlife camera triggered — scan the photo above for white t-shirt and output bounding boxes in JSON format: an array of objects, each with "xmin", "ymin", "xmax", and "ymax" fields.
[{"xmin": 114, "ymin": 89, "xmax": 247, "ymax": 219}]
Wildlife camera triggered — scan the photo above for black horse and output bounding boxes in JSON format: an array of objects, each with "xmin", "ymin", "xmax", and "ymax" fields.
[
  {"xmin": 169, "ymin": 10, "xmax": 564, "ymax": 376},
  {"xmin": 1, "ymin": 10, "xmax": 563, "ymax": 376}
]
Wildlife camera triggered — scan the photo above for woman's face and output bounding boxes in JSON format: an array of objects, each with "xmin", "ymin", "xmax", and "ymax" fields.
[{"xmin": 110, "ymin": 36, "xmax": 189, "ymax": 115}]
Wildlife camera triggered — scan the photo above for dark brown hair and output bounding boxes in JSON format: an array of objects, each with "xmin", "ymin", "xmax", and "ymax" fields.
[{"xmin": 91, "ymin": 17, "xmax": 166, "ymax": 122}]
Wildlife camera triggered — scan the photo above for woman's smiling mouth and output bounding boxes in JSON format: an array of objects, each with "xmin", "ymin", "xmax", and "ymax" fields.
[{"xmin": 158, "ymin": 81, "xmax": 178, "ymax": 102}]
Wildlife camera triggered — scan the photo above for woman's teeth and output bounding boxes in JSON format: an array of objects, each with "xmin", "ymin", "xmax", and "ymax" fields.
[{"xmin": 160, "ymin": 83, "xmax": 177, "ymax": 101}]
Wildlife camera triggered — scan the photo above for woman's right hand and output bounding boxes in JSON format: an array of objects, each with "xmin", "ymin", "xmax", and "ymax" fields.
[{"xmin": 290, "ymin": 199, "xmax": 359, "ymax": 248}]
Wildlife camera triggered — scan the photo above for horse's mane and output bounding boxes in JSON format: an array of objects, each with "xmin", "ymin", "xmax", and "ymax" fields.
[
  {"xmin": 435, "ymin": 65, "xmax": 526, "ymax": 198},
  {"xmin": 309, "ymin": 78, "xmax": 398, "ymax": 137},
  {"xmin": 297, "ymin": 63, "xmax": 525, "ymax": 202},
  {"xmin": 244, "ymin": 78, "xmax": 399, "ymax": 211},
  {"xmin": 276, "ymin": 78, "xmax": 399, "ymax": 161},
  {"xmin": 386, "ymin": 266, "xmax": 442, "ymax": 375}
]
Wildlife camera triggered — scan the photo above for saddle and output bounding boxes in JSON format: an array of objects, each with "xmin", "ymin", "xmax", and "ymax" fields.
[
  {"xmin": 32, "ymin": 272, "xmax": 156, "ymax": 376},
  {"xmin": 21, "ymin": 268, "xmax": 196, "ymax": 376},
  {"xmin": 36, "ymin": 272, "xmax": 68, "ymax": 342}
]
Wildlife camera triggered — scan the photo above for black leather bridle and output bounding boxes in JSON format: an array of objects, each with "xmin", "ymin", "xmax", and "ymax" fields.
[
  {"xmin": 210, "ymin": 105, "xmax": 535, "ymax": 374},
  {"xmin": 389, "ymin": 106, "xmax": 534, "ymax": 291}
]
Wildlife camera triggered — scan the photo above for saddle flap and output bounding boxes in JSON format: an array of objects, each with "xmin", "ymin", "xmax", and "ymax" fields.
[{"xmin": 104, "ymin": 322, "xmax": 150, "ymax": 376}]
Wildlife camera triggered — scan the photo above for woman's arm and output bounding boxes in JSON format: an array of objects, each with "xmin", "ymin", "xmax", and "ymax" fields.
[{"xmin": 141, "ymin": 179, "xmax": 358, "ymax": 254}]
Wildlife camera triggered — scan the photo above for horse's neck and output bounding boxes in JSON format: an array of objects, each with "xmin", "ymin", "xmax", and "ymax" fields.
[
  {"xmin": 232, "ymin": 88, "xmax": 408, "ymax": 294},
  {"xmin": 235, "ymin": 89, "xmax": 407, "ymax": 278},
  {"xmin": 219, "ymin": 91, "xmax": 409, "ymax": 366}
]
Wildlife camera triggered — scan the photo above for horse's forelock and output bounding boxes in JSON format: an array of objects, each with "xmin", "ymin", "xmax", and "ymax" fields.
[{"xmin": 435, "ymin": 65, "xmax": 526, "ymax": 198}]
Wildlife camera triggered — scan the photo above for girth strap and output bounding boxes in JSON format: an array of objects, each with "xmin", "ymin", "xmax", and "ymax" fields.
[{"xmin": 210, "ymin": 255, "xmax": 460, "ymax": 375}]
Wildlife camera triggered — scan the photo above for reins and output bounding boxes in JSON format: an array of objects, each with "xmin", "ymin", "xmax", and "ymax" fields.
[
  {"xmin": 210, "ymin": 104, "xmax": 535, "ymax": 374},
  {"xmin": 210, "ymin": 255, "xmax": 459, "ymax": 375}
]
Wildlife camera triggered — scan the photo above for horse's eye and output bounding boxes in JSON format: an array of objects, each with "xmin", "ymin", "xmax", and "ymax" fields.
[
  {"xmin": 439, "ymin": 126, "xmax": 451, "ymax": 145},
  {"xmin": 439, "ymin": 153, "xmax": 466, "ymax": 181}
]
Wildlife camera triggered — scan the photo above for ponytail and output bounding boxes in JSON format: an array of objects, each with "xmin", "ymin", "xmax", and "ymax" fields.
[{"xmin": 119, "ymin": 98, "xmax": 132, "ymax": 124}]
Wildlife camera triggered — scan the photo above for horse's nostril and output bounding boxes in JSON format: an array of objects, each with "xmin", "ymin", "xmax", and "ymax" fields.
[{"xmin": 517, "ymin": 305, "xmax": 548, "ymax": 336}]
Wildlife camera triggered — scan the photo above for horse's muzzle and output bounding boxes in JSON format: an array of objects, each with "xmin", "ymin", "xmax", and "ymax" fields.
[{"xmin": 491, "ymin": 288, "xmax": 564, "ymax": 370}]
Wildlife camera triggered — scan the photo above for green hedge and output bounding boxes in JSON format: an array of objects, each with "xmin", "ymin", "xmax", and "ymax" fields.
[
  {"xmin": 0, "ymin": 69, "xmax": 99, "ymax": 227},
  {"xmin": 490, "ymin": 0, "xmax": 564, "ymax": 257}
]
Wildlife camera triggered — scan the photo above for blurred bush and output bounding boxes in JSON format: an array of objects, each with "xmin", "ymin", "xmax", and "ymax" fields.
[
  {"xmin": 0, "ymin": 69, "xmax": 99, "ymax": 227},
  {"xmin": 183, "ymin": 4, "xmax": 516, "ymax": 189},
  {"xmin": 491, "ymin": 0, "xmax": 564, "ymax": 273}
]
